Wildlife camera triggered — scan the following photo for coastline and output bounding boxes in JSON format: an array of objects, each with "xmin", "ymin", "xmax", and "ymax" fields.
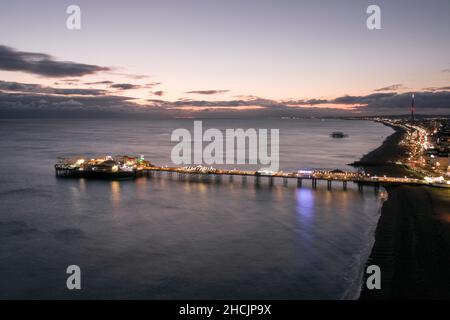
[
  {"xmin": 349, "ymin": 121, "xmax": 412, "ymax": 178},
  {"xmin": 358, "ymin": 121, "xmax": 450, "ymax": 299}
]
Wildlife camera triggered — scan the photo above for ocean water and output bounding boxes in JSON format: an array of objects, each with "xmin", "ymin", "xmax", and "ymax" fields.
[{"xmin": 0, "ymin": 118, "xmax": 393, "ymax": 299}]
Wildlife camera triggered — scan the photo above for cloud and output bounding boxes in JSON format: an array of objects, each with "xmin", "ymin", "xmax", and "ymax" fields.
[
  {"xmin": 0, "ymin": 90, "xmax": 137, "ymax": 114},
  {"xmin": 56, "ymin": 79, "xmax": 80, "ymax": 83},
  {"xmin": 51, "ymin": 99, "xmax": 84, "ymax": 107},
  {"xmin": 83, "ymin": 80, "xmax": 114, "ymax": 85},
  {"xmin": 151, "ymin": 90, "xmax": 164, "ymax": 96},
  {"xmin": 110, "ymin": 83, "xmax": 141, "ymax": 90},
  {"xmin": 423, "ymin": 86, "xmax": 450, "ymax": 91},
  {"xmin": 1, "ymin": 80, "xmax": 449, "ymax": 118},
  {"xmin": 54, "ymin": 79, "xmax": 80, "ymax": 85},
  {"xmin": 146, "ymin": 82, "xmax": 161, "ymax": 88},
  {"xmin": 0, "ymin": 45, "xmax": 109, "ymax": 77},
  {"xmin": 443, "ymin": 69, "xmax": 450, "ymax": 73},
  {"xmin": 109, "ymin": 82, "xmax": 161, "ymax": 90},
  {"xmin": 331, "ymin": 92, "xmax": 396, "ymax": 105},
  {"xmin": 0, "ymin": 89, "xmax": 176, "ymax": 119},
  {"xmin": 148, "ymin": 91, "xmax": 450, "ymax": 114},
  {"xmin": 328, "ymin": 91, "xmax": 450, "ymax": 111},
  {"xmin": 147, "ymin": 97, "xmax": 279, "ymax": 109},
  {"xmin": 185, "ymin": 90, "xmax": 230, "ymax": 95},
  {"xmin": 0, "ymin": 80, "xmax": 106, "ymax": 95},
  {"xmin": 373, "ymin": 84, "xmax": 404, "ymax": 92},
  {"xmin": 283, "ymin": 98, "xmax": 329, "ymax": 105},
  {"xmin": 108, "ymin": 72, "xmax": 150, "ymax": 79}
]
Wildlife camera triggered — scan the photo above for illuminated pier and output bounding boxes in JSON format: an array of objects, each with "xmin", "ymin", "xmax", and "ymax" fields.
[
  {"xmin": 140, "ymin": 165, "xmax": 425, "ymax": 190},
  {"xmin": 54, "ymin": 155, "xmax": 438, "ymax": 190}
]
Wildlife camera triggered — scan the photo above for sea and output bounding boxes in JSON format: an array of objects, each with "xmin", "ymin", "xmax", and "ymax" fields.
[{"xmin": 0, "ymin": 118, "xmax": 393, "ymax": 299}]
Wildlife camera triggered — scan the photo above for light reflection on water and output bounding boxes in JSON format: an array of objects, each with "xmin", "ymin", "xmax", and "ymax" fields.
[
  {"xmin": 296, "ymin": 188, "xmax": 314, "ymax": 219},
  {"xmin": 110, "ymin": 181, "xmax": 121, "ymax": 208}
]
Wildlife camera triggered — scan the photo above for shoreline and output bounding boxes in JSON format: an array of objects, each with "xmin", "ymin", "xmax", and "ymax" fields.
[
  {"xmin": 358, "ymin": 121, "xmax": 450, "ymax": 299},
  {"xmin": 349, "ymin": 121, "xmax": 412, "ymax": 178}
]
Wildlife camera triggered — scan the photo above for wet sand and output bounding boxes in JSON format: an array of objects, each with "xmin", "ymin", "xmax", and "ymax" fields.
[{"xmin": 359, "ymin": 122, "xmax": 450, "ymax": 299}]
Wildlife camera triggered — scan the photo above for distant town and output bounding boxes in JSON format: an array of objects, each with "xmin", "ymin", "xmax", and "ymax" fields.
[{"xmin": 377, "ymin": 116, "xmax": 450, "ymax": 183}]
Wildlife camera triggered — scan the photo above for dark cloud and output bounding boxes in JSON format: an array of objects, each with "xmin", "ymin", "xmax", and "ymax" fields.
[
  {"xmin": 0, "ymin": 45, "xmax": 109, "ymax": 77},
  {"xmin": 146, "ymin": 82, "xmax": 161, "ymax": 88},
  {"xmin": 0, "ymin": 80, "xmax": 106, "ymax": 96},
  {"xmin": 283, "ymin": 98, "xmax": 328, "ymax": 105},
  {"xmin": 110, "ymin": 82, "xmax": 161, "ymax": 90},
  {"xmin": 147, "ymin": 91, "xmax": 450, "ymax": 114},
  {"xmin": 304, "ymin": 98, "xmax": 329, "ymax": 105},
  {"xmin": 147, "ymin": 97, "xmax": 281, "ymax": 109},
  {"xmin": 83, "ymin": 80, "xmax": 114, "ymax": 85},
  {"xmin": 185, "ymin": 90, "xmax": 230, "ymax": 95},
  {"xmin": 54, "ymin": 79, "xmax": 80, "ymax": 85},
  {"xmin": 423, "ymin": 86, "xmax": 450, "ymax": 91},
  {"xmin": 329, "ymin": 91, "xmax": 450, "ymax": 111},
  {"xmin": 374, "ymin": 84, "xmax": 404, "ymax": 92},
  {"xmin": 50, "ymin": 88, "xmax": 107, "ymax": 96},
  {"xmin": 152, "ymin": 90, "xmax": 164, "ymax": 96},
  {"xmin": 1, "ymin": 80, "xmax": 449, "ymax": 118},
  {"xmin": 331, "ymin": 92, "xmax": 396, "ymax": 105},
  {"xmin": 111, "ymin": 83, "xmax": 141, "ymax": 90},
  {"xmin": 0, "ymin": 89, "xmax": 176, "ymax": 119},
  {"xmin": 0, "ymin": 90, "xmax": 136, "ymax": 113}
]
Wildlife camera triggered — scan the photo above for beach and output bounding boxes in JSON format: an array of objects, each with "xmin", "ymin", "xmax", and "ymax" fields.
[
  {"xmin": 349, "ymin": 121, "xmax": 411, "ymax": 178},
  {"xmin": 359, "ymin": 122, "xmax": 450, "ymax": 299}
]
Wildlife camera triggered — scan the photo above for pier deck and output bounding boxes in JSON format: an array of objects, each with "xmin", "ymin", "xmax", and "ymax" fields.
[
  {"xmin": 139, "ymin": 165, "xmax": 427, "ymax": 189},
  {"xmin": 55, "ymin": 157, "xmax": 442, "ymax": 190}
]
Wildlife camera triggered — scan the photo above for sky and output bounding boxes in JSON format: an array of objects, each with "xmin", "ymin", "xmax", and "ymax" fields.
[{"xmin": 0, "ymin": 0, "xmax": 449, "ymax": 118}]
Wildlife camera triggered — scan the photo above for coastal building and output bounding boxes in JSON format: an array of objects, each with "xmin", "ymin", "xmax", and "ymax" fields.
[{"xmin": 89, "ymin": 159, "xmax": 117, "ymax": 172}]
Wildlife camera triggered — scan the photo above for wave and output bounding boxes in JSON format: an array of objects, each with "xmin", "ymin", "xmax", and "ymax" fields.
[{"xmin": 341, "ymin": 189, "xmax": 388, "ymax": 300}]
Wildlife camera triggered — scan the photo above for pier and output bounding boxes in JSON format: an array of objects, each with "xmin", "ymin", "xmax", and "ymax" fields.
[
  {"xmin": 137, "ymin": 165, "xmax": 426, "ymax": 190},
  {"xmin": 54, "ymin": 156, "xmax": 432, "ymax": 191}
]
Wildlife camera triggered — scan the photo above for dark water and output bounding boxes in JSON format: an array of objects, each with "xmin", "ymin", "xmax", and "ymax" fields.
[{"xmin": 0, "ymin": 118, "xmax": 392, "ymax": 299}]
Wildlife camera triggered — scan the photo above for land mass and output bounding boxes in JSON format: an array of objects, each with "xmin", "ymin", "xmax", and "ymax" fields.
[{"xmin": 359, "ymin": 121, "xmax": 450, "ymax": 299}]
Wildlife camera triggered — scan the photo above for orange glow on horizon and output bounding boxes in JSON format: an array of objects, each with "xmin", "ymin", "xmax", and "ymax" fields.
[{"xmin": 285, "ymin": 103, "xmax": 365, "ymax": 111}]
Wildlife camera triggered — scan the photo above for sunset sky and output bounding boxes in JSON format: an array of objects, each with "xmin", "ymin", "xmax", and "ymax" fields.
[{"xmin": 0, "ymin": 0, "xmax": 449, "ymax": 117}]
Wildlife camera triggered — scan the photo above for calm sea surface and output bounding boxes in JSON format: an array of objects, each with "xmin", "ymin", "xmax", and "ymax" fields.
[{"xmin": 0, "ymin": 118, "xmax": 393, "ymax": 299}]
